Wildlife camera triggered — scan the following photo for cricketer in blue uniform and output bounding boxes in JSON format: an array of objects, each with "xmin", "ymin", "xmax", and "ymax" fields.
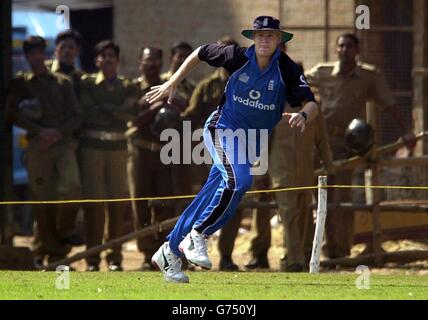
[{"xmin": 147, "ymin": 16, "xmax": 319, "ymax": 283}]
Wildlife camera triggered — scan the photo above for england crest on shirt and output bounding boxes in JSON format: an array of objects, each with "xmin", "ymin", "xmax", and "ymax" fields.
[{"xmin": 238, "ymin": 72, "xmax": 249, "ymax": 83}]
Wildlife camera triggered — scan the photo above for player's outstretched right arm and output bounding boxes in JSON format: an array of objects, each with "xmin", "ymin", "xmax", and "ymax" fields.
[{"xmin": 146, "ymin": 47, "xmax": 202, "ymax": 105}]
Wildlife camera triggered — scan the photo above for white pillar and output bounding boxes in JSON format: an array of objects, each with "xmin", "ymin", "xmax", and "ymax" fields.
[{"xmin": 309, "ymin": 176, "xmax": 328, "ymax": 273}]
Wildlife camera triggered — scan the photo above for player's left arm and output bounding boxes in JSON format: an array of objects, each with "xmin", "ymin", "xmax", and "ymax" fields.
[{"xmin": 280, "ymin": 55, "xmax": 318, "ymax": 132}]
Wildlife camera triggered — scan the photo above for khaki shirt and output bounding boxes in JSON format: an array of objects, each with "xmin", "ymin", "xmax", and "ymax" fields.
[
  {"xmin": 270, "ymin": 106, "xmax": 333, "ymax": 187},
  {"xmin": 79, "ymin": 71, "xmax": 138, "ymax": 149},
  {"xmin": 305, "ymin": 61, "xmax": 395, "ymax": 129},
  {"xmin": 126, "ymin": 75, "xmax": 165, "ymax": 143},
  {"xmin": 46, "ymin": 59, "xmax": 84, "ymax": 98},
  {"xmin": 6, "ymin": 70, "xmax": 81, "ymax": 141},
  {"xmin": 181, "ymin": 69, "xmax": 227, "ymax": 128}
]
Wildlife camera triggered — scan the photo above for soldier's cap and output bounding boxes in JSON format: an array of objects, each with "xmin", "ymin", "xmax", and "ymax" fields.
[
  {"xmin": 241, "ymin": 16, "xmax": 293, "ymax": 43},
  {"xmin": 23, "ymin": 35, "xmax": 46, "ymax": 54}
]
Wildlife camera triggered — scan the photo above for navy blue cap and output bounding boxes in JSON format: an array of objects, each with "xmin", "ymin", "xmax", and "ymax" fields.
[{"xmin": 241, "ymin": 16, "xmax": 293, "ymax": 43}]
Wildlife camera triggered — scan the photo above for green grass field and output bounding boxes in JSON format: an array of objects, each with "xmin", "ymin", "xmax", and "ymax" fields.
[{"xmin": 0, "ymin": 271, "xmax": 427, "ymax": 300}]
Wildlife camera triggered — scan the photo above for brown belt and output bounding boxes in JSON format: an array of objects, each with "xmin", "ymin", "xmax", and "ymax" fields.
[
  {"xmin": 131, "ymin": 138, "xmax": 163, "ymax": 152},
  {"xmin": 84, "ymin": 130, "xmax": 126, "ymax": 141},
  {"xmin": 327, "ymin": 125, "xmax": 346, "ymax": 137}
]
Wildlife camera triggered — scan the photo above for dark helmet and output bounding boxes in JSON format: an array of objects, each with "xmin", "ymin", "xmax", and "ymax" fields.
[
  {"xmin": 150, "ymin": 107, "xmax": 181, "ymax": 137},
  {"xmin": 344, "ymin": 118, "xmax": 374, "ymax": 156}
]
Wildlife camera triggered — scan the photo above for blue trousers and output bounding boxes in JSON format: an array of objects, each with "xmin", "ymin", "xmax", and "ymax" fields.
[{"xmin": 166, "ymin": 125, "xmax": 253, "ymax": 256}]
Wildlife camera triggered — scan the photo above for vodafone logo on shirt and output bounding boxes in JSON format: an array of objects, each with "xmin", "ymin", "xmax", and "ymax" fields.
[
  {"xmin": 232, "ymin": 90, "xmax": 276, "ymax": 111},
  {"xmin": 249, "ymin": 90, "xmax": 261, "ymax": 99}
]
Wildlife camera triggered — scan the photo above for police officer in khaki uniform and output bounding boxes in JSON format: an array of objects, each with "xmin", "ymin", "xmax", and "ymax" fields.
[
  {"xmin": 6, "ymin": 36, "xmax": 81, "ymax": 268},
  {"xmin": 271, "ymin": 106, "xmax": 334, "ymax": 272},
  {"xmin": 79, "ymin": 40, "xmax": 138, "ymax": 271},
  {"xmin": 47, "ymin": 30, "xmax": 84, "ymax": 98},
  {"xmin": 46, "ymin": 29, "xmax": 85, "ymax": 246},
  {"xmin": 244, "ymin": 174, "xmax": 274, "ymax": 270},
  {"xmin": 126, "ymin": 46, "xmax": 175, "ymax": 270},
  {"xmin": 305, "ymin": 33, "xmax": 415, "ymax": 259},
  {"xmin": 161, "ymin": 42, "xmax": 195, "ymax": 213},
  {"xmin": 245, "ymin": 109, "xmax": 332, "ymax": 272}
]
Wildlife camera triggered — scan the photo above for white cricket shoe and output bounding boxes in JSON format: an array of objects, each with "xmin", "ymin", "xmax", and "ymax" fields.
[
  {"xmin": 151, "ymin": 242, "xmax": 189, "ymax": 283},
  {"xmin": 179, "ymin": 229, "xmax": 212, "ymax": 270}
]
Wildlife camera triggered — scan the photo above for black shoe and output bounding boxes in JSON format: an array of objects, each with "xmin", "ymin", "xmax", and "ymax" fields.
[
  {"xmin": 279, "ymin": 256, "xmax": 305, "ymax": 272},
  {"xmin": 61, "ymin": 233, "xmax": 85, "ymax": 246},
  {"xmin": 245, "ymin": 255, "xmax": 270, "ymax": 269},
  {"xmin": 219, "ymin": 256, "xmax": 239, "ymax": 271},
  {"xmin": 108, "ymin": 263, "xmax": 123, "ymax": 272},
  {"xmin": 33, "ymin": 257, "xmax": 45, "ymax": 270},
  {"xmin": 86, "ymin": 264, "xmax": 100, "ymax": 272},
  {"xmin": 285, "ymin": 263, "xmax": 304, "ymax": 273}
]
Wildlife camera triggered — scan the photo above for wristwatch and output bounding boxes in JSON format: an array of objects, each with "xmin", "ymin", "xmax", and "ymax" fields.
[{"xmin": 299, "ymin": 111, "xmax": 307, "ymax": 121}]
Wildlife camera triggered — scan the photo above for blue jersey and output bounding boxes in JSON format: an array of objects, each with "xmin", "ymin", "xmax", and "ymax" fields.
[
  {"xmin": 198, "ymin": 43, "xmax": 315, "ymax": 134},
  {"xmin": 166, "ymin": 44, "xmax": 316, "ymax": 251}
]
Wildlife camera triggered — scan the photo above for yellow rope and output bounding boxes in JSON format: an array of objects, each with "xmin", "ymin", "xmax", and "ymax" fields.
[{"xmin": 1, "ymin": 184, "xmax": 427, "ymax": 205}]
